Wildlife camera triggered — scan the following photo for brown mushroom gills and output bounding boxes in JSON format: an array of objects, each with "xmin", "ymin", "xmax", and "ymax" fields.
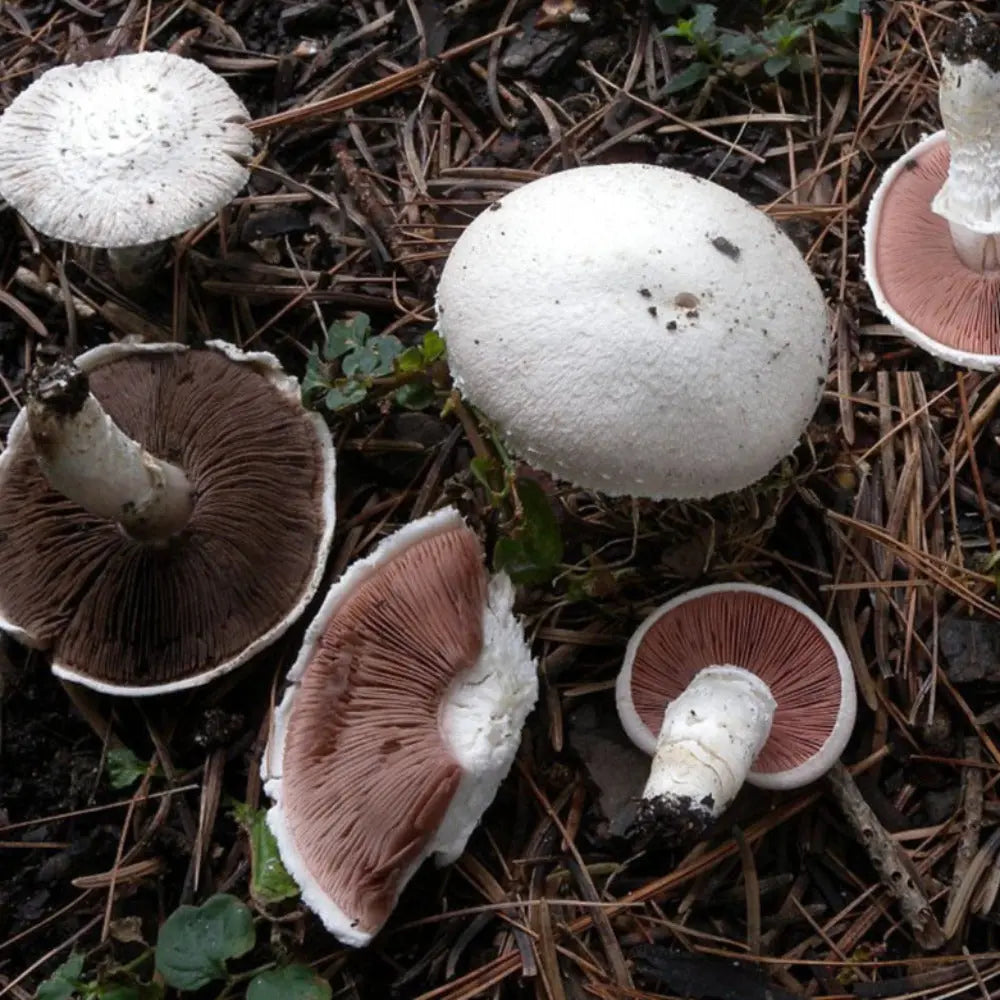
[
  {"xmin": 279, "ymin": 525, "xmax": 487, "ymax": 939},
  {"xmin": 629, "ymin": 589, "xmax": 843, "ymax": 776},
  {"xmin": 872, "ymin": 137, "xmax": 1000, "ymax": 355},
  {"xmin": 0, "ymin": 349, "xmax": 327, "ymax": 689}
]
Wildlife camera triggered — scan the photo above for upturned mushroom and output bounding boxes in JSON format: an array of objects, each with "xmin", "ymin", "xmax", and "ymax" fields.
[
  {"xmin": 0, "ymin": 340, "xmax": 336, "ymax": 696},
  {"xmin": 615, "ymin": 583, "xmax": 857, "ymax": 843},
  {"xmin": 435, "ymin": 162, "xmax": 829, "ymax": 500},
  {"xmin": 864, "ymin": 13, "xmax": 1000, "ymax": 368},
  {"xmin": 0, "ymin": 52, "xmax": 253, "ymax": 289},
  {"xmin": 262, "ymin": 507, "xmax": 538, "ymax": 947}
]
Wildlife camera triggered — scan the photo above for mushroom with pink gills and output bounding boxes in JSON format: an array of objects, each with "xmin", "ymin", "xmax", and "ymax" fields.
[
  {"xmin": 0, "ymin": 340, "xmax": 336, "ymax": 696},
  {"xmin": 616, "ymin": 583, "xmax": 857, "ymax": 844},
  {"xmin": 262, "ymin": 506, "xmax": 538, "ymax": 948},
  {"xmin": 0, "ymin": 51, "xmax": 253, "ymax": 289},
  {"xmin": 436, "ymin": 161, "xmax": 830, "ymax": 500},
  {"xmin": 864, "ymin": 12, "xmax": 1000, "ymax": 369}
]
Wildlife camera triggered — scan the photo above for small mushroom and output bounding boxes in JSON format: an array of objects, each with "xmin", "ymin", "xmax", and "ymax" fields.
[
  {"xmin": 435, "ymin": 162, "xmax": 829, "ymax": 500},
  {"xmin": 864, "ymin": 13, "xmax": 1000, "ymax": 368},
  {"xmin": 0, "ymin": 341, "xmax": 336, "ymax": 695},
  {"xmin": 0, "ymin": 52, "xmax": 253, "ymax": 289},
  {"xmin": 615, "ymin": 583, "xmax": 857, "ymax": 844},
  {"xmin": 262, "ymin": 507, "xmax": 538, "ymax": 947}
]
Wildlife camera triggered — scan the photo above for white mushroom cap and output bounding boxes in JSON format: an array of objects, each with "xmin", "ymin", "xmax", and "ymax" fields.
[
  {"xmin": 435, "ymin": 163, "xmax": 829, "ymax": 500},
  {"xmin": 0, "ymin": 52, "xmax": 253, "ymax": 247}
]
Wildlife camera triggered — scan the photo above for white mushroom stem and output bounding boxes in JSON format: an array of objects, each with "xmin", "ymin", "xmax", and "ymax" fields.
[
  {"xmin": 107, "ymin": 242, "xmax": 170, "ymax": 292},
  {"xmin": 642, "ymin": 665, "xmax": 776, "ymax": 821},
  {"xmin": 932, "ymin": 53, "xmax": 1000, "ymax": 271},
  {"xmin": 27, "ymin": 360, "xmax": 194, "ymax": 542}
]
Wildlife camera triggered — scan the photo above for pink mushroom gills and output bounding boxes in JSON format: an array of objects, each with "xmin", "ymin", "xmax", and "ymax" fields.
[
  {"xmin": 864, "ymin": 13, "xmax": 1000, "ymax": 369},
  {"xmin": 0, "ymin": 341, "xmax": 336, "ymax": 696},
  {"xmin": 261, "ymin": 507, "xmax": 538, "ymax": 947},
  {"xmin": 615, "ymin": 584, "xmax": 857, "ymax": 844}
]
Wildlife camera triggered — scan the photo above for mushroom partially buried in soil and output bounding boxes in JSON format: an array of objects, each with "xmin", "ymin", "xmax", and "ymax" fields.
[
  {"xmin": 262, "ymin": 507, "xmax": 538, "ymax": 947},
  {"xmin": 435, "ymin": 162, "xmax": 829, "ymax": 500},
  {"xmin": 615, "ymin": 583, "xmax": 857, "ymax": 844},
  {"xmin": 864, "ymin": 14, "xmax": 1000, "ymax": 368},
  {"xmin": 0, "ymin": 341, "xmax": 336, "ymax": 696},
  {"xmin": 0, "ymin": 52, "xmax": 253, "ymax": 289}
]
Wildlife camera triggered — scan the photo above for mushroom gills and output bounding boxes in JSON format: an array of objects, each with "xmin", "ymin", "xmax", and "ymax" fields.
[
  {"xmin": 262, "ymin": 508, "xmax": 538, "ymax": 947},
  {"xmin": 632, "ymin": 665, "xmax": 776, "ymax": 844}
]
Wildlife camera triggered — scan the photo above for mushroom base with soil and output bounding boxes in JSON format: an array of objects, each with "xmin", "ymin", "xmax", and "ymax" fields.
[{"xmin": 629, "ymin": 665, "xmax": 776, "ymax": 845}]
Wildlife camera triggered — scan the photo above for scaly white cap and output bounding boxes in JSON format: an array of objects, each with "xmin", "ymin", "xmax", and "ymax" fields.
[
  {"xmin": 0, "ymin": 52, "xmax": 253, "ymax": 247},
  {"xmin": 435, "ymin": 163, "xmax": 829, "ymax": 500}
]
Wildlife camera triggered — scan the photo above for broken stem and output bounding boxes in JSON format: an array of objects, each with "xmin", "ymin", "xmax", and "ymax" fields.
[
  {"xmin": 26, "ymin": 359, "xmax": 194, "ymax": 542},
  {"xmin": 634, "ymin": 666, "xmax": 776, "ymax": 842},
  {"xmin": 933, "ymin": 14, "xmax": 1000, "ymax": 271}
]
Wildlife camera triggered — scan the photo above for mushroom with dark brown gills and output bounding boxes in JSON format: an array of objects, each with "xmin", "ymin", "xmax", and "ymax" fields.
[
  {"xmin": 261, "ymin": 506, "xmax": 538, "ymax": 947},
  {"xmin": 864, "ymin": 13, "xmax": 1000, "ymax": 369},
  {"xmin": 615, "ymin": 583, "xmax": 857, "ymax": 844},
  {"xmin": 0, "ymin": 52, "xmax": 253, "ymax": 290},
  {"xmin": 0, "ymin": 340, "xmax": 336, "ymax": 696}
]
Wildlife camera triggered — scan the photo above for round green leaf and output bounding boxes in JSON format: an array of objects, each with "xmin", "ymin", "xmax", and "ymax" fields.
[
  {"xmin": 154, "ymin": 894, "xmax": 255, "ymax": 991},
  {"xmin": 246, "ymin": 965, "xmax": 332, "ymax": 1000}
]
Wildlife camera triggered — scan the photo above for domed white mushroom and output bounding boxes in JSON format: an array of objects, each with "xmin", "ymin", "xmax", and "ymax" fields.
[
  {"xmin": 0, "ymin": 52, "xmax": 253, "ymax": 287},
  {"xmin": 435, "ymin": 163, "xmax": 829, "ymax": 500}
]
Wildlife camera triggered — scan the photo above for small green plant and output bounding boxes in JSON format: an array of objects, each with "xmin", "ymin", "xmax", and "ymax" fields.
[
  {"xmin": 492, "ymin": 477, "xmax": 564, "ymax": 585},
  {"xmin": 154, "ymin": 894, "xmax": 256, "ymax": 990},
  {"xmin": 104, "ymin": 747, "xmax": 154, "ymax": 791},
  {"xmin": 35, "ymin": 895, "xmax": 329, "ymax": 1000},
  {"xmin": 301, "ymin": 313, "xmax": 446, "ymax": 412},
  {"xmin": 468, "ymin": 448, "xmax": 564, "ymax": 585},
  {"xmin": 232, "ymin": 803, "xmax": 299, "ymax": 906},
  {"xmin": 654, "ymin": 0, "xmax": 861, "ymax": 93}
]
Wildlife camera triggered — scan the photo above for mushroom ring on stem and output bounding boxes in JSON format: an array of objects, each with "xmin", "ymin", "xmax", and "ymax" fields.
[
  {"xmin": 0, "ymin": 341, "xmax": 336, "ymax": 696},
  {"xmin": 864, "ymin": 14, "xmax": 1000, "ymax": 369},
  {"xmin": 262, "ymin": 507, "xmax": 538, "ymax": 947},
  {"xmin": 436, "ymin": 162, "xmax": 829, "ymax": 500},
  {"xmin": 615, "ymin": 583, "xmax": 857, "ymax": 844}
]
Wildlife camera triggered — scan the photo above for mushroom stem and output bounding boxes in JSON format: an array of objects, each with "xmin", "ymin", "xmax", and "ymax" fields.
[
  {"xmin": 26, "ymin": 359, "xmax": 194, "ymax": 542},
  {"xmin": 634, "ymin": 665, "xmax": 776, "ymax": 842},
  {"xmin": 107, "ymin": 241, "xmax": 170, "ymax": 292},
  {"xmin": 932, "ymin": 15, "xmax": 1000, "ymax": 272}
]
